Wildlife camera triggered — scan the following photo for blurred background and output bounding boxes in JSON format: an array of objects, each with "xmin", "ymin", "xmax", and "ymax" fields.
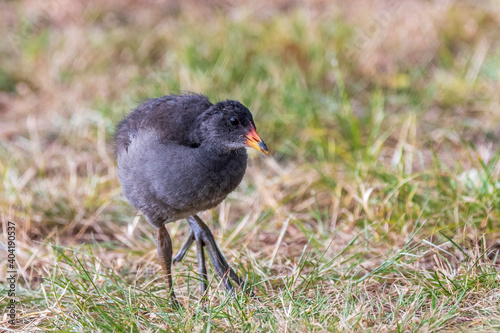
[{"xmin": 2, "ymin": 0, "xmax": 500, "ymax": 330}]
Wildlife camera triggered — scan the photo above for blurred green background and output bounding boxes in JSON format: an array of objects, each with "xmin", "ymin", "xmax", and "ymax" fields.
[{"xmin": 1, "ymin": 0, "xmax": 500, "ymax": 331}]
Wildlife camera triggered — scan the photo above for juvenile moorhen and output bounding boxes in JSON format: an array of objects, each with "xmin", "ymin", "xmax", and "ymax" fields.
[{"xmin": 115, "ymin": 94, "xmax": 268, "ymax": 305}]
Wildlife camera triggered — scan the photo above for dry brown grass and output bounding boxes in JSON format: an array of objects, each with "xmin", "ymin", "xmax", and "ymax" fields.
[{"xmin": 1, "ymin": 0, "xmax": 500, "ymax": 331}]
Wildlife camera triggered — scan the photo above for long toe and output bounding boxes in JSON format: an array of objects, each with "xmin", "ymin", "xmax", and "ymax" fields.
[
  {"xmin": 187, "ymin": 215, "xmax": 255, "ymax": 296},
  {"xmin": 173, "ymin": 230, "xmax": 195, "ymax": 263},
  {"xmin": 195, "ymin": 237, "xmax": 208, "ymax": 296},
  {"xmin": 203, "ymin": 230, "xmax": 255, "ymax": 297}
]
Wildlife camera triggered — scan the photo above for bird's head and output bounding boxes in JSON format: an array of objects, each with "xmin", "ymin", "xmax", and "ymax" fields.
[{"xmin": 194, "ymin": 100, "xmax": 269, "ymax": 155}]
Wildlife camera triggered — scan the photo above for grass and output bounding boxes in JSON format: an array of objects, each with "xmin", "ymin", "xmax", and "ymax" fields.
[{"xmin": 1, "ymin": 0, "xmax": 500, "ymax": 331}]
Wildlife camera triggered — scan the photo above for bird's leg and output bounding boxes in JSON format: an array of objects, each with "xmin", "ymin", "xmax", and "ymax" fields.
[
  {"xmin": 157, "ymin": 226, "xmax": 181, "ymax": 308},
  {"xmin": 172, "ymin": 227, "xmax": 208, "ymax": 295},
  {"xmin": 187, "ymin": 215, "xmax": 251, "ymax": 295},
  {"xmin": 173, "ymin": 229, "xmax": 195, "ymax": 263},
  {"xmin": 195, "ymin": 236, "xmax": 208, "ymax": 296}
]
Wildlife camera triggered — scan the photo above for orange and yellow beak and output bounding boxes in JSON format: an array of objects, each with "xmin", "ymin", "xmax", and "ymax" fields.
[{"xmin": 245, "ymin": 125, "xmax": 269, "ymax": 155}]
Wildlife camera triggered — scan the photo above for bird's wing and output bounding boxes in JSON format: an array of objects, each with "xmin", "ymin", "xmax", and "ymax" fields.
[{"xmin": 114, "ymin": 94, "xmax": 212, "ymax": 155}]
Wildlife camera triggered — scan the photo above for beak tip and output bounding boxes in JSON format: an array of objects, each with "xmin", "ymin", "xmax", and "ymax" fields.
[{"xmin": 259, "ymin": 143, "xmax": 270, "ymax": 155}]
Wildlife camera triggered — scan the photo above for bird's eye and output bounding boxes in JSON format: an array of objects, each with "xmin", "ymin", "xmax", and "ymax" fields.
[{"xmin": 230, "ymin": 117, "xmax": 240, "ymax": 126}]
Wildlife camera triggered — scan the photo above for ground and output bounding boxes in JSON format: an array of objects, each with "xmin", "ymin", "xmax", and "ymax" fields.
[{"xmin": 1, "ymin": 0, "xmax": 500, "ymax": 331}]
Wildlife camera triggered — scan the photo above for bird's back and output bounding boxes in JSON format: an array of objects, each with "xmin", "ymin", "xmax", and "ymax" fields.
[{"xmin": 114, "ymin": 94, "xmax": 212, "ymax": 156}]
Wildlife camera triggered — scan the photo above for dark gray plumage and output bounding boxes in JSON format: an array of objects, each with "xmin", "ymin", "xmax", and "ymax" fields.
[{"xmin": 115, "ymin": 94, "xmax": 268, "ymax": 306}]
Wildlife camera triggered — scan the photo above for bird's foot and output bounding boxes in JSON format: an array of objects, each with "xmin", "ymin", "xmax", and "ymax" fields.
[{"xmin": 187, "ymin": 215, "xmax": 254, "ymax": 296}]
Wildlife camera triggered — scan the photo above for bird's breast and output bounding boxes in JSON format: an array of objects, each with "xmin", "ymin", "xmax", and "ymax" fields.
[{"xmin": 196, "ymin": 149, "xmax": 247, "ymax": 197}]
